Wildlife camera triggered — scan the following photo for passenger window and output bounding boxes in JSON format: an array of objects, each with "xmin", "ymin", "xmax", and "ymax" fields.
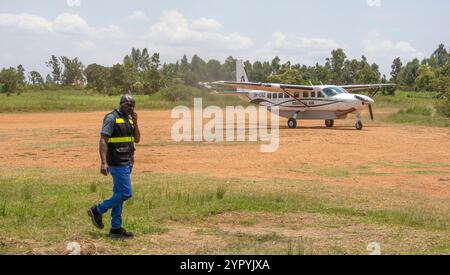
[
  {"xmin": 311, "ymin": 92, "xmax": 316, "ymax": 98},
  {"xmin": 318, "ymin": 92, "xmax": 324, "ymax": 98},
  {"xmin": 294, "ymin": 92, "xmax": 300, "ymax": 98},
  {"xmin": 268, "ymin": 93, "xmax": 272, "ymax": 99},
  {"xmin": 303, "ymin": 92, "xmax": 309, "ymax": 98},
  {"xmin": 279, "ymin": 93, "xmax": 284, "ymax": 99},
  {"xmin": 285, "ymin": 93, "xmax": 290, "ymax": 98},
  {"xmin": 273, "ymin": 93, "xmax": 277, "ymax": 99}
]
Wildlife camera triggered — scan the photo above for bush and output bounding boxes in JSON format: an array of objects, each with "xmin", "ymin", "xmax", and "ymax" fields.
[
  {"xmin": 382, "ymin": 86, "xmax": 397, "ymax": 96},
  {"xmin": 399, "ymin": 106, "xmax": 433, "ymax": 116},
  {"xmin": 436, "ymin": 98, "xmax": 450, "ymax": 117},
  {"xmin": 106, "ymin": 87, "xmax": 124, "ymax": 96},
  {"xmin": 132, "ymin": 81, "xmax": 144, "ymax": 94}
]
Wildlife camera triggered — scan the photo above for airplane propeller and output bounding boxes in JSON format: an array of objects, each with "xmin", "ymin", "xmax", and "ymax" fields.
[
  {"xmin": 369, "ymin": 104, "xmax": 374, "ymax": 121},
  {"xmin": 354, "ymin": 95, "xmax": 375, "ymax": 121}
]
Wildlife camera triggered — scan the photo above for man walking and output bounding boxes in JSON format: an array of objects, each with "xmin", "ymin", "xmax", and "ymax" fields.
[{"xmin": 88, "ymin": 94, "xmax": 141, "ymax": 239}]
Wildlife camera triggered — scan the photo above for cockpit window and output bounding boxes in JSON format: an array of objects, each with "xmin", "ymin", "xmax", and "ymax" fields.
[{"xmin": 322, "ymin": 87, "xmax": 347, "ymax": 97}]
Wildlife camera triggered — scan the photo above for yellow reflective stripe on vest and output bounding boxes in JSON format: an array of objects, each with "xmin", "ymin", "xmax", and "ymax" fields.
[
  {"xmin": 116, "ymin": 118, "xmax": 133, "ymax": 125},
  {"xmin": 107, "ymin": 137, "xmax": 134, "ymax": 143}
]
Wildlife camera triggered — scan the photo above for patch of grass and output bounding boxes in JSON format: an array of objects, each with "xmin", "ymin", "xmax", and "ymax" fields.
[
  {"xmin": 411, "ymin": 170, "xmax": 444, "ymax": 175},
  {"xmin": 239, "ymin": 219, "xmax": 259, "ymax": 227},
  {"xmin": 376, "ymin": 91, "xmax": 439, "ymax": 109},
  {"xmin": 19, "ymin": 141, "xmax": 91, "ymax": 150},
  {"xmin": 291, "ymin": 164, "xmax": 384, "ymax": 178},
  {"xmin": 0, "ymin": 168, "xmax": 449, "ymax": 254},
  {"xmin": 373, "ymin": 161, "xmax": 450, "ymax": 171},
  {"xmin": 216, "ymin": 185, "xmax": 227, "ymax": 200},
  {"xmin": 384, "ymin": 106, "xmax": 450, "ymax": 127},
  {"xmin": 285, "ymin": 239, "xmax": 307, "ymax": 255},
  {"xmin": 374, "ymin": 91, "xmax": 450, "ymax": 127},
  {"xmin": 0, "ymin": 200, "xmax": 6, "ymax": 217},
  {"xmin": 0, "ymin": 88, "xmax": 247, "ymax": 113},
  {"xmin": 89, "ymin": 182, "xmax": 97, "ymax": 193}
]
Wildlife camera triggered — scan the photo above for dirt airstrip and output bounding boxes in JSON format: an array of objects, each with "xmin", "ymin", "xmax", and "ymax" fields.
[{"xmin": 0, "ymin": 110, "xmax": 449, "ymax": 197}]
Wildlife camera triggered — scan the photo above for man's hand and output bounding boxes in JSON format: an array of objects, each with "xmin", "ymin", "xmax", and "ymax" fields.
[
  {"xmin": 131, "ymin": 112, "xmax": 138, "ymax": 125},
  {"xmin": 101, "ymin": 164, "xmax": 109, "ymax": 176}
]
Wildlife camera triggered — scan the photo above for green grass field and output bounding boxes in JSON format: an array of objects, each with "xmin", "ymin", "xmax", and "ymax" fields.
[
  {"xmin": 1, "ymin": 89, "xmax": 448, "ymax": 127},
  {"xmin": 0, "ymin": 88, "xmax": 245, "ymax": 113},
  {"xmin": 0, "ymin": 167, "xmax": 449, "ymax": 255}
]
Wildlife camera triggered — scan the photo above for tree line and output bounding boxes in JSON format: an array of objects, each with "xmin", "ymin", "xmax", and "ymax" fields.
[{"xmin": 1, "ymin": 44, "xmax": 450, "ymax": 99}]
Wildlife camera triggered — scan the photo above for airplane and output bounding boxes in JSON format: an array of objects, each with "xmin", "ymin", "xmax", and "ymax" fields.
[{"xmin": 207, "ymin": 60, "xmax": 395, "ymax": 130}]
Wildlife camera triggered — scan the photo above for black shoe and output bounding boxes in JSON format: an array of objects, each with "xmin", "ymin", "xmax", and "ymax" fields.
[
  {"xmin": 109, "ymin": 228, "xmax": 134, "ymax": 240},
  {"xmin": 87, "ymin": 206, "xmax": 104, "ymax": 229}
]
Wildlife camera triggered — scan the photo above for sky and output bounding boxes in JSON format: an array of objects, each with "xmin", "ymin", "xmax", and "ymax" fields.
[{"xmin": 1, "ymin": 0, "xmax": 449, "ymax": 77}]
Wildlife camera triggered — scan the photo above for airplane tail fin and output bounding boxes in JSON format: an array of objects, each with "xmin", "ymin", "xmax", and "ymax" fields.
[
  {"xmin": 235, "ymin": 59, "xmax": 252, "ymax": 102},
  {"xmin": 236, "ymin": 59, "xmax": 249, "ymax": 83}
]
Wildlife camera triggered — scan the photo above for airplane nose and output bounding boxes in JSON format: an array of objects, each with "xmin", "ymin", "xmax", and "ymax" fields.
[{"xmin": 354, "ymin": 95, "xmax": 374, "ymax": 104}]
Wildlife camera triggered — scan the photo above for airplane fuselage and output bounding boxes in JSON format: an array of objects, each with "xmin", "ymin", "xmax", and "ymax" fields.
[{"xmin": 240, "ymin": 85, "xmax": 373, "ymax": 120}]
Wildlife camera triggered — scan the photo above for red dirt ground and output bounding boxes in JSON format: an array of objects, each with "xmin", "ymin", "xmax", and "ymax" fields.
[{"xmin": 1, "ymin": 110, "xmax": 449, "ymax": 197}]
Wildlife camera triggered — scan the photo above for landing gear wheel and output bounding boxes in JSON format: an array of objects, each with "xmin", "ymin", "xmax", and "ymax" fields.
[
  {"xmin": 288, "ymin": 118, "xmax": 297, "ymax": 129},
  {"xmin": 325, "ymin": 119, "xmax": 334, "ymax": 128},
  {"xmin": 355, "ymin": 121, "xmax": 363, "ymax": 131}
]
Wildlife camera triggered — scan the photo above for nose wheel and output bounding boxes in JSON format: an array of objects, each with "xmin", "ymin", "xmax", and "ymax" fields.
[
  {"xmin": 355, "ymin": 121, "xmax": 363, "ymax": 130},
  {"xmin": 325, "ymin": 120, "xmax": 334, "ymax": 128},
  {"xmin": 288, "ymin": 118, "xmax": 297, "ymax": 129}
]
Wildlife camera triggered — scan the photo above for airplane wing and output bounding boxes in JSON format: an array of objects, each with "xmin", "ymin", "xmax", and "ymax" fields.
[
  {"xmin": 340, "ymin": 84, "xmax": 396, "ymax": 92},
  {"xmin": 210, "ymin": 90, "xmax": 252, "ymax": 96},
  {"xmin": 213, "ymin": 81, "xmax": 314, "ymax": 93}
]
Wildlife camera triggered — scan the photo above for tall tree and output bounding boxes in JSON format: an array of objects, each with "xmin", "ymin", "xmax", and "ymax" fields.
[
  {"xmin": 16, "ymin": 65, "xmax": 26, "ymax": 85},
  {"xmin": 28, "ymin": 71, "xmax": 44, "ymax": 85},
  {"xmin": 327, "ymin": 49, "xmax": 347, "ymax": 84},
  {"xmin": 84, "ymin": 64, "xmax": 109, "ymax": 91},
  {"xmin": 430, "ymin": 44, "xmax": 448, "ymax": 67},
  {"xmin": 270, "ymin": 56, "xmax": 281, "ymax": 75},
  {"xmin": 46, "ymin": 55, "xmax": 62, "ymax": 83},
  {"xmin": 390, "ymin": 57, "xmax": 403, "ymax": 82},
  {"xmin": 59, "ymin": 56, "xmax": 84, "ymax": 85},
  {"xmin": 221, "ymin": 56, "xmax": 236, "ymax": 81},
  {"xmin": 398, "ymin": 58, "xmax": 420, "ymax": 86},
  {"xmin": 0, "ymin": 67, "xmax": 21, "ymax": 94},
  {"xmin": 206, "ymin": 59, "xmax": 222, "ymax": 81}
]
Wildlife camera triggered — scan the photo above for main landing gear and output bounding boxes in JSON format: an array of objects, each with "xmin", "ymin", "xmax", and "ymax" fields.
[
  {"xmin": 325, "ymin": 119, "xmax": 334, "ymax": 128},
  {"xmin": 355, "ymin": 113, "xmax": 363, "ymax": 130},
  {"xmin": 288, "ymin": 118, "xmax": 297, "ymax": 129}
]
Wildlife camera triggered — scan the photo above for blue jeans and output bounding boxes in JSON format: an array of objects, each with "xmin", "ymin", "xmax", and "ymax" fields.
[{"xmin": 97, "ymin": 165, "xmax": 133, "ymax": 229}]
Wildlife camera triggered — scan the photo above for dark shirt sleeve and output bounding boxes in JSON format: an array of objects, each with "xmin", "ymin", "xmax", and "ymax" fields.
[{"xmin": 101, "ymin": 114, "xmax": 115, "ymax": 137}]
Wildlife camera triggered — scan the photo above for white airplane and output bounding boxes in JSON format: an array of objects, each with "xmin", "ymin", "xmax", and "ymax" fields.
[{"xmin": 209, "ymin": 60, "xmax": 395, "ymax": 130}]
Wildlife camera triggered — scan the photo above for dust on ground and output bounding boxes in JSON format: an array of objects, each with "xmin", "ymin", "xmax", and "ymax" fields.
[{"xmin": 1, "ymin": 110, "xmax": 449, "ymax": 197}]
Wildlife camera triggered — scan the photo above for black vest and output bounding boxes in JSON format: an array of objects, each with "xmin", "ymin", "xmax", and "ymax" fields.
[{"xmin": 106, "ymin": 109, "xmax": 135, "ymax": 166}]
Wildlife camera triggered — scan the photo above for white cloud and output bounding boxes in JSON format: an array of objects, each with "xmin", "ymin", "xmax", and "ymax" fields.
[
  {"xmin": 0, "ymin": 13, "xmax": 52, "ymax": 33},
  {"xmin": 52, "ymin": 13, "xmax": 91, "ymax": 34},
  {"xmin": 360, "ymin": 31, "xmax": 426, "ymax": 75},
  {"xmin": 125, "ymin": 11, "xmax": 149, "ymax": 22},
  {"xmin": 5, "ymin": 10, "xmax": 423, "ymax": 78},
  {"xmin": 362, "ymin": 31, "xmax": 425, "ymax": 62},
  {"xmin": 270, "ymin": 32, "xmax": 341, "ymax": 51},
  {"xmin": 146, "ymin": 10, "xmax": 252, "ymax": 51},
  {"xmin": 191, "ymin": 17, "xmax": 222, "ymax": 31},
  {"xmin": 249, "ymin": 32, "xmax": 342, "ymax": 65}
]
